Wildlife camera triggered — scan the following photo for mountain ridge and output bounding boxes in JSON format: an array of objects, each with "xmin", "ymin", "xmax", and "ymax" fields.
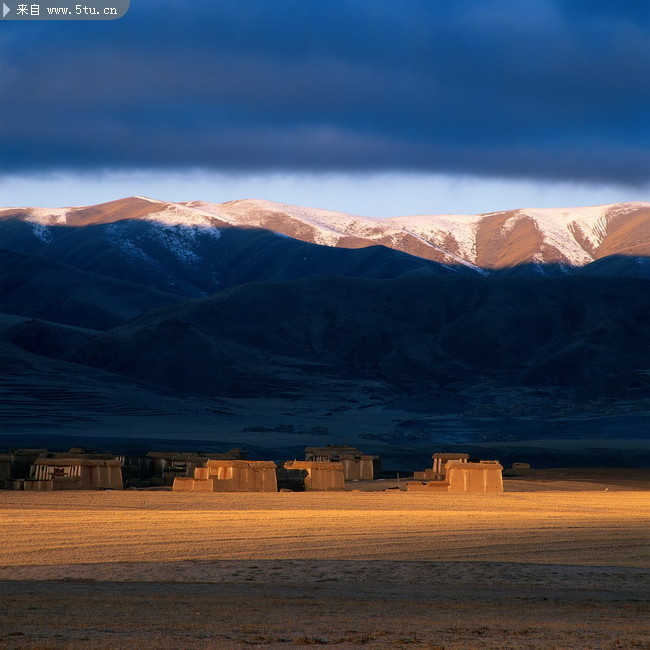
[
  {"xmin": 0, "ymin": 198, "xmax": 648, "ymax": 450},
  {"xmin": 2, "ymin": 197, "xmax": 649, "ymax": 273}
]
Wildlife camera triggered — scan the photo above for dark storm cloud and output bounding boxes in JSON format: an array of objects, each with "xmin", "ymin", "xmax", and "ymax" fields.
[{"xmin": 1, "ymin": 0, "xmax": 649, "ymax": 184}]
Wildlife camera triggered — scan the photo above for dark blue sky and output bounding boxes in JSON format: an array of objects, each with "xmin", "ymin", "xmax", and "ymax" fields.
[{"xmin": 1, "ymin": 0, "xmax": 649, "ymax": 212}]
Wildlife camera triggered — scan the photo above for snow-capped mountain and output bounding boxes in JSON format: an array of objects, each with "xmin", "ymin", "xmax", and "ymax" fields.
[
  {"xmin": 1, "ymin": 197, "xmax": 649, "ymax": 435},
  {"xmin": 190, "ymin": 198, "xmax": 650, "ymax": 270},
  {"xmin": 1, "ymin": 197, "xmax": 649, "ymax": 274}
]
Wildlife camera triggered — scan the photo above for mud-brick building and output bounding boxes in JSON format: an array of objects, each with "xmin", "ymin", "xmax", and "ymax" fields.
[
  {"xmin": 304, "ymin": 445, "xmax": 380, "ymax": 480},
  {"xmin": 413, "ymin": 453, "xmax": 470, "ymax": 480},
  {"xmin": 173, "ymin": 459, "xmax": 278, "ymax": 492},
  {"xmin": 282, "ymin": 461, "xmax": 345, "ymax": 491},
  {"xmin": 408, "ymin": 461, "xmax": 503, "ymax": 493},
  {"xmin": 148, "ymin": 449, "xmax": 247, "ymax": 485},
  {"xmin": 432, "ymin": 453, "xmax": 470, "ymax": 479},
  {"xmin": 30, "ymin": 458, "xmax": 123, "ymax": 490},
  {"xmin": 447, "ymin": 461, "xmax": 503, "ymax": 493}
]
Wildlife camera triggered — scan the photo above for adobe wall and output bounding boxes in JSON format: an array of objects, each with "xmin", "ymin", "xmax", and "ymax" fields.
[
  {"xmin": 172, "ymin": 477, "xmax": 195, "ymax": 492},
  {"xmin": 412, "ymin": 469, "xmax": 436, "ymax": 480},
  {"xmin": 52, "ymin": 476, "xmax": 83, "ymax": 490},
  {"xmin": 174, "ymin": 460, "xmax": 278, "ymax": 492},
  {"xmin": 32, "ymin": 460, "xmax": 123, "ymax": 490},
  {"xmin": 206, "ymin": 460, "xmax": 278, "ymax": 492},
  {"xmin": 340, "ymin": 457, "xmax": 375, "ymax": 480},
  {"xmin": 304, "ymin": 447, "xmax": 379, "ymax": 480},
  {"xmin": 432, "ymin": 453, "xmax": 470, "ymax": 479},
  {"xmin": 8, "ymin": 479, "xmax": 54, "ymax": 491},
  {"xmin": 284, "ymin": 461, "xmax": 345, "ymax": 491},
  {"xmin": 447, "ymin": 461, "xmax": 504, "ymax": 493},
  {"xmin": 23, "ymin": 479, "xmax": 54, "ymax": 492},
  {"xmin": 407, "ymin": 480, "xmax": 450, "ymax": 492},
  {"xmin": 89, "ymin": 465, "xmax": 123, "ymax": 490}
]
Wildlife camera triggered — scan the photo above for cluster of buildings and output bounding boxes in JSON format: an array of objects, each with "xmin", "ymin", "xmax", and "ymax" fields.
[
  {"xmin": 0, "ymin": 447, "xmax": 247, "ymax": 491},
  {"xmin": 0, "ymin": 444, "xmax": 505, "ymax": 494}
]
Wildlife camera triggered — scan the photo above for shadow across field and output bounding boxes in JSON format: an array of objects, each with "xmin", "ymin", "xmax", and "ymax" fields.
[
  {"xmin": 0, "ymin": 488, "xmax": 648, "ymax": 647},
  {"xmin": 1, "ymin": 568, "xmax": 648, "ymax": 649}
]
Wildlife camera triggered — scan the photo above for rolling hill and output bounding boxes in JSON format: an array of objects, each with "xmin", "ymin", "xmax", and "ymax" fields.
[{"xmin": 0, "ymin": 197, "xmax": 648, "ymax": 454}]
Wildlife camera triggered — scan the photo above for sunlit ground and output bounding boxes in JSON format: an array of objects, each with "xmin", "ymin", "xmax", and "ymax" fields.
[{"xmin": 0, "ymin": 488, "xmax": 648, "ymax": 648}]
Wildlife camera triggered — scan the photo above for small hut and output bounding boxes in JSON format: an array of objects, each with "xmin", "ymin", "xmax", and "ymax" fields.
[
  {"xmin": 304, "ymin": 445, "xmax": 379, "ymax": 480},
  {"xmin": 31, "ymin": 458, "xmax": 123, "ymax": 490},
  {"xmin": 408, "ymin": 460, "xmax": 503, "ymax": 493},
  {"xmin": 148, "ymin": 449, "xmax": 246, "ymax": 485},
  {"xmin": 413, "ymin": 453, "xmax": 470, "ymax": 480},
  {"xmin": 446, "ymin": 460, "xmax": 503, "ymax": 493},
  {"xmin": 282, "ymin": 461, "xmax": 345, "ymax": 491},
  {"xmin": 173, "ymin": 459, "xmax": 277, "ymax": 492}
]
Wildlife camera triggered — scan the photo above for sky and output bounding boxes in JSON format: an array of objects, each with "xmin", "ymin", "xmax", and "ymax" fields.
[{"xmin": 1, "ymin": 0, "xmax": 649, "ymax": 216}]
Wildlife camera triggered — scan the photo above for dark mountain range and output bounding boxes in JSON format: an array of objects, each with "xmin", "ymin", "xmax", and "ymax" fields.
[
  {"xmin": 0, "ymin": 216, "xmax": 463, "ymax": 300},
  {"xmin": 0, "ymin": 197, "xmax": 648, "ymax": 460},
  {"xmin": 0, "ymin": 248, "xmax": 181, "ymax": 329},
  {"xmin": 68, "ymin": 274, "xmax": 650, "ymax": 398},
  {"xmin": 2, "ymin": 198, "xmax": 650, "ymax": 296}
]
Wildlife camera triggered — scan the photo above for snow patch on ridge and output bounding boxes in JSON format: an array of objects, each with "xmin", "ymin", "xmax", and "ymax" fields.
[
  {"xmin": 141, "ymin": 205, "xmax": 222, "ymax": 236},
  {"xmin": 133, "ymin": 196, "xmax": 164, "ymax": 204},
  {"xmin": 106, "ymin": 223, "xmax": 159, "ymax": 267},
  {"xmin": 134, "ymin": 205, "xmax": 222, "ymax": 264},
  {"xmin": 268, "ymin": 201, "xmax": 384, "ymax": 247},
  {"xmin": 387, "ymin": 213, "xmax": 484, "ymax": 264},
  {"xmin": 24, "ymin": 207, "xmax": 69, "ymax": 226},
  {"xmin": 23, "ymin": 208, "xmax": 70, "ymax": 244},
  {"xmin": 189, "ymin": 199, "xmax": 384, "ymax": 247},
  {"xmin": 520, "ymin": 206, "xmax": 612, "ymax": 265},
  {"xmin": 29, "ymin": 223, "xmax": 53, "ymax": 244}
]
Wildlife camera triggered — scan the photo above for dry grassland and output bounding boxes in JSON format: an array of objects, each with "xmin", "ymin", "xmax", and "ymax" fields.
[{"xmin": 0, "ymin": 489, "xmax": 648, "ymax": 649}]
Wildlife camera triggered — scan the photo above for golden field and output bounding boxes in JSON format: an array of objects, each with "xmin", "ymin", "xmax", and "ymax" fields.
[{"xmin": 0, "ymin": 486, "xmax": 649, "ymax": 648}]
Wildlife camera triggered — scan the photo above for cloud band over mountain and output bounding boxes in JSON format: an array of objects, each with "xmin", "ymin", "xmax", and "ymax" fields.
[{"xmin": 2, "ymin": 0, "xmax": 649, "ymax": 184}]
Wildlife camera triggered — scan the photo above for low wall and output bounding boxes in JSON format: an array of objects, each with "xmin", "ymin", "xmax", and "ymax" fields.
[{"xmin": 406, "ymin": 481, "xmax": 450, "ymax": 492}]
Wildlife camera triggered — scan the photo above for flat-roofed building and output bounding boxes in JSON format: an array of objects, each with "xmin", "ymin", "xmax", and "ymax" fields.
[
  {"xmin": 446, "ymin": 461, "xmax": 503, "ymax": 493},
  {"xmin": 147, "ymin": 449, "xmax": 246, "ymax": 485},
  {"xmin": 304, "ymin": 445, "xmax": 379, "ymax": 480},
  {"xmin": 173, "ymin": 459, "xmax": 277, "ymax": 492},
  {"xmin": 31, "ymin": 458, "xmax": 123, "ymax": 490},
  {"xmin": 413, "ymin": 453, "xmax": 470, "ymax": 480},
  {"xmin": 408, "ymin": 460, "xmax": 503, "ymax": 493},
  {"xmin": 282, "ymin": 461, "xmax": 345, "ymax": 491}
]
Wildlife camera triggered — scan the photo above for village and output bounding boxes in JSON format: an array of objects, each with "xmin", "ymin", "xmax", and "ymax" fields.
[{"xmin": 0, "ymin": 444, "xmax": 508, "ymax": 493}]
